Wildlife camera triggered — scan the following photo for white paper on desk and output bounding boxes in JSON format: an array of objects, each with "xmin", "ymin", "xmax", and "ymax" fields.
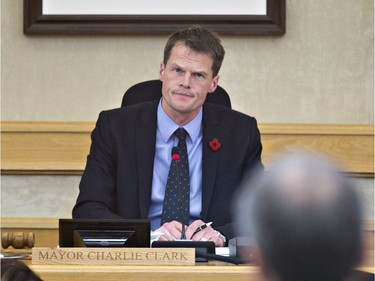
[
  {"xmin": 151, "ymin": 230, "xmax": 230, "ymax": 256},
  {"xmin": 215, "ymin": 247, "xmax": 230, "ymax": 256}
]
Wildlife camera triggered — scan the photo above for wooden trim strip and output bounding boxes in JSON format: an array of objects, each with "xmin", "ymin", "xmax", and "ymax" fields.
[
  {"xmin": 1, "ymin": 121, "xmax": 95, "ymax": 133},
  {"xmin": 258, "ymin": 123, "xmax": 374, "ymax": 136},
  {"xmin": 2, "ymin": 122, "xmax": 373, "ymax": 135},
  {"xmin": 1, "ymin": 122, "xmax": 374, "ymax": 176},
  {"xmin": 1, "ymin": 217, "xmax": 59, "ymax": 229}
]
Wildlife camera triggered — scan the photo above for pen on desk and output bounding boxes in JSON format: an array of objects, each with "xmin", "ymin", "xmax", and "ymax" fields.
[{"xmin": 191, "ymin": 222, "xmax": 213, "ymax": 237}]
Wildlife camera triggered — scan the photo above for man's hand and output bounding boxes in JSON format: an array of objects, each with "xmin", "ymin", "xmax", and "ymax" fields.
[
  {"xmin": 156, "ymin": 221, "xmax": 186, "ymax": 241},
  {"xmin": 186, "ymin": 220, "xmax": 225, "ymax": 247}
]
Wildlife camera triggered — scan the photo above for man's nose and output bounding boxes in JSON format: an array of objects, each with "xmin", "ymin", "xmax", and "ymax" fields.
[{"xmin": 180, "ymin": 73, "xmax": 191, "ymax": 88}]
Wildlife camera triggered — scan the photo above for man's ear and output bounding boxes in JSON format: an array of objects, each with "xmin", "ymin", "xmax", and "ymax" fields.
[
  {"xmin": 159, "ymin": 62, "xmax": 165, "ymax": 81},
  {"xmin": 208, "ymin": 75, "xmax": 220, "ymax": 93}
]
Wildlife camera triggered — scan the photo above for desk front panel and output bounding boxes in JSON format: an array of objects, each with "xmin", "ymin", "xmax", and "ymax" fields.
[{"xmin": 28, "ymin": 263, "xmax": 260, "ymax": 281}]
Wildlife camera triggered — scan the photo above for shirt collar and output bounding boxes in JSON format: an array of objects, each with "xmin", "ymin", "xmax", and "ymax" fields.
[{"xmin": 157, "ymin": 99, "xmax": 202, "ymax": 144}]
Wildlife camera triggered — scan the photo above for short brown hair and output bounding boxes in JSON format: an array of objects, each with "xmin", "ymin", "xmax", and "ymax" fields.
[{"xmin": 163, "ymin": 25, "xmax": 225, "ymax": 77}]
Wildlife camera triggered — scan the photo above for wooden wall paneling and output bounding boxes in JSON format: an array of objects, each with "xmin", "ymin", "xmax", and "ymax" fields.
[
  {"xmin": 1, "ymin": 122, "xmax": 373, "ymax": 176},
  {"xmin": 1, "ymin": 122, "xmax": 93, "ymax": 174},
  {"xmin": 259, "ymin": 124, "xmax": 374, "ymax": 176}
]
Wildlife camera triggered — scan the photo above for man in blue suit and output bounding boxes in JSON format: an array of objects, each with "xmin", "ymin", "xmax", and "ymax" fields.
[{"xmin": 73, "ymin": 25, "xmax": 263, "ymax": 246}]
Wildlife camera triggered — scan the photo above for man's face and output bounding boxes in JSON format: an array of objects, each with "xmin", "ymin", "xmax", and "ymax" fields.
[{"xmin": 159, "ymin": 43, "xmax": 219, "ymax": 125}]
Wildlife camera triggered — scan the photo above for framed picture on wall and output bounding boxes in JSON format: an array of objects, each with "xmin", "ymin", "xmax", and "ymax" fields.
[{"xmin": 24, "ymin": 0, "xmax": 285, "ymax": 35}]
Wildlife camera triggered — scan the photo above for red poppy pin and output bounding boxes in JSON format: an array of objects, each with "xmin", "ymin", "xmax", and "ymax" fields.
[
  {"xmin": 172, "ymin": 153, "xmax": 180, "ymax": 160},
  {"xmin": 209, "ymin": 138, "xmax": 221, "ymax": 151}
]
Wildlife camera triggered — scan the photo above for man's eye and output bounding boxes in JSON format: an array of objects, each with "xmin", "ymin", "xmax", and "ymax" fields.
[
  {"xmin": 173, "ymin": 67, "xmax": 183, "ymax": 73},
  {"xmin": 193, "ymin": 73, "xmax": 205, "ymax": 78}
]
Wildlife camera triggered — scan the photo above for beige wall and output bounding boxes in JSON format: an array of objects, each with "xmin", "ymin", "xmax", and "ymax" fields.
[
  {"xmin": 1, "ymin": 0, "xmax": 374, "ymax": 219},
  {"xmin": 1, "ymin": 0, "xmax": 373, "ymax": 123}
]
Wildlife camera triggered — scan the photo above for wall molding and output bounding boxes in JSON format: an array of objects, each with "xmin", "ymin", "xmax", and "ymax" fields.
[{"xmin": 1, "ymin": 122, "xmax": 374, "ymax": 177}]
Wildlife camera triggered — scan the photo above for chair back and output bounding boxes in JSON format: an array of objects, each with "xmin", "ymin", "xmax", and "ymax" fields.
[{"xmin": 121, "ymin": 80, "xmax": 231, "ymax": 108}]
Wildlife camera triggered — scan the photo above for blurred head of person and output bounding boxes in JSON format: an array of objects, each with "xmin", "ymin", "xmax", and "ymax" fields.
[
  {"xmin": 1, "ymin": 259, "xmax": 42, "ymax": 281},
  {"xmin": 234, "ymin": 150, "xmax": 363, "ymax": 281}
]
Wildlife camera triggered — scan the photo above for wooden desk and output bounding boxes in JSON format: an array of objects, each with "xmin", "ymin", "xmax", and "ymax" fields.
[
  {"xmin": 15, "ymin": 249, "xmax": 375, "ymax": 281},
  {"xmin": 2, "ymin": 218, "xmax": 373, "ymax": 281},
  {"xmin": 25, "ymin": 259, "xmax": 374, "ymax": 281},
  {"xmin": 27, "ymin": 262, "xmax": 260, "ymax": 281}
]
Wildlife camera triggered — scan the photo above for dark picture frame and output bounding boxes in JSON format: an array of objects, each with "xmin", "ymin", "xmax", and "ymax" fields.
[{"xmin": 24, "ymin": 0, "xmax": 285, "ymax": 35}]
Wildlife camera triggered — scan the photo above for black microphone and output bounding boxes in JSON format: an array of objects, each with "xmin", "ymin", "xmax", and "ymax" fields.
[{"xmin": 171, "ymin": 146, "xmax": 187, "ymax": 240}]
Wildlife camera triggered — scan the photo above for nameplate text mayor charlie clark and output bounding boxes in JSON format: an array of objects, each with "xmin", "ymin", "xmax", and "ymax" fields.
[{"xmin": 32, "ymin": 247, "xmax": 195, "ymax": 266}]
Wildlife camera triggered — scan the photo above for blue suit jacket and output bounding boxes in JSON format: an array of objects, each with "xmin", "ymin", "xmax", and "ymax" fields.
[{"xmin": 73, "ymin": 100, "xmax": 263, "ymax": 239}]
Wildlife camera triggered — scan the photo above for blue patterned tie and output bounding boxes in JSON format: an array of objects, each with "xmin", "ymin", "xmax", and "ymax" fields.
[{"xmin": 161, "ymin": 128, "xmax": 190, "ymax": 226}]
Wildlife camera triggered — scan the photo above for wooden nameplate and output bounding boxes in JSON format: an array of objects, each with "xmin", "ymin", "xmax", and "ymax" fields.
[{"xmin": 32, "ymin": 247, "xmax": 195, "ymax": 266}]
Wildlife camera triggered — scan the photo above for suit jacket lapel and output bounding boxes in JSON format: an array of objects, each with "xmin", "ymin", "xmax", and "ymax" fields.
[
  {"xmin": 201, "ymin": 104, "xmax": 220, "ymax": 220},
  {"xmin": 135, "ymin": 102, "xmax": 158, "ymax": 218}
]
